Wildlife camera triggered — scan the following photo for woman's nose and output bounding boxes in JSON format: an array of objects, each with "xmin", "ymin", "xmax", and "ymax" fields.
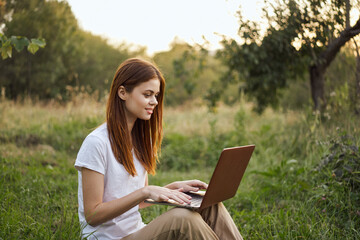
[{"xmin": 150, "ymin": 96, "xmax": 158, "ymax": 105}]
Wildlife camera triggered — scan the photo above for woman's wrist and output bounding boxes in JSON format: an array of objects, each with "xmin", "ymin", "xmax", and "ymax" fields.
[{"xmin": 141, "ymin": 186, "xmax": 150, "ymax": 199}]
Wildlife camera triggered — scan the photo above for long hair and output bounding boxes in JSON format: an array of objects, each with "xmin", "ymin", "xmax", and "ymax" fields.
[{"xmin": 106, "ymin": 58, "xmax": 165, "ymax": 176}]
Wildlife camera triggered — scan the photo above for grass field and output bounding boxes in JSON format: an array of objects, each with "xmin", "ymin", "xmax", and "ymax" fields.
[{"xmin": 1, "ymin": 98, "xmax": 359, "ymax": 239}]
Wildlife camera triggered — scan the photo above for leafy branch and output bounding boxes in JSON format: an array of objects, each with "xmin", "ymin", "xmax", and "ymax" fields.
[{"xmin": 0, "ymin": 33, "xmax": 46, "ymax": 59}]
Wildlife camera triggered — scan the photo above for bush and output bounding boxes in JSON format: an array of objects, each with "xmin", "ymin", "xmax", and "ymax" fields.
[
  {"xmin": 311, "ymin": 135, "xmax": 360, "ymax": 231},
  {"xmin": 315, "ymin": 135, "xmax": 360, "ymax": 191},
  {"xmin": 159, "ymin": 133, "xmax": 206, "ymax": 171}
]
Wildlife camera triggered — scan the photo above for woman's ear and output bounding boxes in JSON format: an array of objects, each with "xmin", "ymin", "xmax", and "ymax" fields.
[{"xmin": 118, "ymin": 86, "xmax": 127, "ymax": 100}]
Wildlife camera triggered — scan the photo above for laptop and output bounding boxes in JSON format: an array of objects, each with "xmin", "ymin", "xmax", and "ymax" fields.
[{"xmin": 145, "ymin": 144, "xmax": 255, "ymax": 210}]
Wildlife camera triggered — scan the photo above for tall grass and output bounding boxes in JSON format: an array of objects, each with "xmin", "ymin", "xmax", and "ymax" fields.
[{"xmin": 0, "ymin": 98, "xmax": 359, "ymax": 239}]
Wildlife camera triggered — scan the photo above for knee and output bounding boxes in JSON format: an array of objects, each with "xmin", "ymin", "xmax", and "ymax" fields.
[
  {"xmin": 168, "ymin": 208, "xmax": 198, "ymax": 220},
  {"xmin": 160, "ymin": 208, "xmax": 218, "ymax": 239},
  {"xmin": 166, "ymin": 207, "xmax": 203, "ymax": 225}
]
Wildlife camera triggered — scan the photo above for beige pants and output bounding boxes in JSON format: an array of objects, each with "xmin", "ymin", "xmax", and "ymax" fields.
[{"xmin": 122, "ymin": 203, "xmax": 243, "ymax": 240}]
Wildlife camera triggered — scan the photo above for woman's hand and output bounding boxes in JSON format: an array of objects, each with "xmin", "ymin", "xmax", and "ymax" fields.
[
  {"xmin": 143, "ymin": 185, "xmax": 192, "ymax": 204},
  {"xmin": 165, "ymin": 180, "xmax": 208, "ymax": 193}
]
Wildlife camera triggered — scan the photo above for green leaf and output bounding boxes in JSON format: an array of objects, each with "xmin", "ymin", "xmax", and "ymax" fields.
[
  {"xmin": 27, "ymin": 43, "xmax": 40, "ymax": 54},
  {"xmin": 6, "ymin": 46, "xmax": 12, "ymax": 58},
  {"xmin": 1, "ymin": 50, "xmax": 8, "ymax": 59},
  {"xmin": 0, "ymin": 33, "xmax": 7, "ymax": 43},
  {"xmin": 10, "ymin": 36, "xmax": 30, "ymax": 52},
  {"xmin": 31, "ymin": 38, "xmax": 46, "ymax": 48},
  {"xmin": 1, "ymin": 40, "xmax": 12, "ymax": 59},
  {"xmin": 1, "ymin": 46, "xmax": 12, "ymax": 59}
]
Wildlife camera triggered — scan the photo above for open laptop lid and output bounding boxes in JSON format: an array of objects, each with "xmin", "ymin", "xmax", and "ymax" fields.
[{"xmin": 199, "ymin": 145, "xmax": 255, "ymax": 210}]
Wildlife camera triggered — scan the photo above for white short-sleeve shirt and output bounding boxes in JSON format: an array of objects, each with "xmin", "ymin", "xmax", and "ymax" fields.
[{"xmin": 75, "ymin": 123, "xmax": 146, "ymax": 240}]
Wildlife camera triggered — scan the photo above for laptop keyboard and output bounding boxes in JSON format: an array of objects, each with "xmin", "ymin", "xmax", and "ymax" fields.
[{"xmin": 186, "ymin": 192, "xmax": 203, "ymax": 207}]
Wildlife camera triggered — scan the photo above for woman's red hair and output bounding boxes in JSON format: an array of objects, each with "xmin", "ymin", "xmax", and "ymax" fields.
[{"xmin": 106, "ymin": 58, "xmax": 165, "ymax": 176}]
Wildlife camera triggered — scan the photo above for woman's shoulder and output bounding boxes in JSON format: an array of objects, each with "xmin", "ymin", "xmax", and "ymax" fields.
[
  {"xmin": 76, "ymin": 123, "xmax": 109, "ymax": 172},
  {"xmin": 84, "ymin": 123, "xmax": 109, "ymax": 146}
]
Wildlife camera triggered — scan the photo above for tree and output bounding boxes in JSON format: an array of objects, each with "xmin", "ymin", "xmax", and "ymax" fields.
[
  {"xmin": 217, "ymin": 0, "xmax": 360, "ymax": 112},
  {"xmin": 309, "ymin": 0, "xmax": 360, "ymax": 110},
  {"xmin": 0, "ymin": 0, "xmax": 133, "ymax": 101},
  {"xmin": 0, "ymin": 0, "xmax": 81, "ymax": 99}
]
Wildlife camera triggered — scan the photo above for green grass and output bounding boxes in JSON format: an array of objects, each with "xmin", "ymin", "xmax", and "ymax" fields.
[
  {"xmin": 1, "ymin": 99, "xmax": 359, "ymax": 239},
  {"xmin": 0, "ymin": 144, "xmax": 80, "ymax": 239}
]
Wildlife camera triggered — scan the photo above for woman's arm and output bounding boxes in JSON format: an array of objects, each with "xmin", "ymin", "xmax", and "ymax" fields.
[
  {"xmin": 139, "ymin": 173, "xmax": 152, "ymax": 209},
  {"xmin": 82, "ymin": 168, "xmax": 191, "ymax": 226}
]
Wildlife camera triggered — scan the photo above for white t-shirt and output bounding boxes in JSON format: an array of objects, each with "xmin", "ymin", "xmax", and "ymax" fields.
[{"xmin": 75, "ymin": 123, "xmax": 146, "ymax": 240}]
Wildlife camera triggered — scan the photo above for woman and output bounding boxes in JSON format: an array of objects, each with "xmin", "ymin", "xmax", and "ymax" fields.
[{"xmin": 75, "ymin": 58, "xmax": 243, "ymax": 240}]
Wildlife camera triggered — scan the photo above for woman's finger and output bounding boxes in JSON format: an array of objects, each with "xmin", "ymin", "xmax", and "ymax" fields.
[
  {"xmin": 189, "ymin": 187, "xmax": 200, "ymax": 192},
  {"xmin": 158, "ymin": 194, "xmax": 169, "ymax": 202},
  {"xmin": 191, "ymin": 180, "xmax": 208, "ymax": 189},
  {"xmin": 169, "ymin": 194, "xmax": 186, "ymax": 204},
  {"xmin": 174, "ymin": 191, "xmax": 192, "ymax": 204}
]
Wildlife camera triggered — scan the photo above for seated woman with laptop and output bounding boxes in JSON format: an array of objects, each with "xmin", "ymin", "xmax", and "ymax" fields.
[{"xmin": 74, "ymin": 58, "xmax": 245, "ymax": 240}]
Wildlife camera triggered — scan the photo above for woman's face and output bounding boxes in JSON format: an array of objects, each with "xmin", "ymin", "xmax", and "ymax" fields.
[{"xmin": 119, "ymin": 78, "xmax": 160, "ymax": 124}]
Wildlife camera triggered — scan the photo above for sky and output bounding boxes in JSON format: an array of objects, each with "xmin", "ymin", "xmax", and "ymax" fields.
[{"xmin": 66, "ymin": 0, "xmax": 264, "ymax": 56}]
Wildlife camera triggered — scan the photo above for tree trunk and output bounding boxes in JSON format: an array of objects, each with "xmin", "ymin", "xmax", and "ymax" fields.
[
  {"xmin": 310, "ymin": 17, "xmax": 360, "ymax": 111},
  {"xmin": 355, "ymin": 39, "xmax": 360, "ymax": 114},
  {"xmin": 310, "ymin": 65, "xmax": 326, "ymax": 111}
]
